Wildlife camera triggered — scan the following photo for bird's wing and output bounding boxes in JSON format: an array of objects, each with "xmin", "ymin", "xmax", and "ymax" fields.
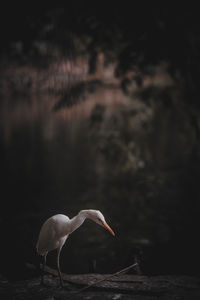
[{"xmin": 36, "ymin": 218, "xmax": 58, "ymax": 255}]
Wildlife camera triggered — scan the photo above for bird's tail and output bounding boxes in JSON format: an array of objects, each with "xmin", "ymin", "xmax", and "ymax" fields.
[
  {"xmin": 36, "ymin": 241, "xmax": 47, "ymax": 256},
  {"xmin": 36, "ymin": 241, "xmax": 39, "ymax": 254}
]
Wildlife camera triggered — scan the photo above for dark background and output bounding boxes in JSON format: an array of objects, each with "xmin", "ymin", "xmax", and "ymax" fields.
[{"xmin": 0, "ymin": 2, "xmax": 200, "ymax": 281}]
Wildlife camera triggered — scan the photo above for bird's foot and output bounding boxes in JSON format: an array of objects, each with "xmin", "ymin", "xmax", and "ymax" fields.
[
  {"xmin": 57, "ymin": 282, "xmax": 73, "ymax": 291},
  {"xmin": 57, "ymin": 279, "xmax": 64, "ymax": 289},
  {"xmin": 40, "ymin": 281, "xmax": 51, "ymax": 287},
  {"xmin": 40, "ymin": 279, "xmax": 45, "ymax": 286}
]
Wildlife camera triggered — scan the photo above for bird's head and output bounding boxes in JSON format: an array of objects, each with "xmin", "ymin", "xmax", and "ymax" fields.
[{"xmin": 87, "ymin": 210, "xmax": 115, "ymax": 236}]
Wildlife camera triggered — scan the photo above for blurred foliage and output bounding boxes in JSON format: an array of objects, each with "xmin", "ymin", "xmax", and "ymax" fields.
[{"xmin": 1, "ymin": 3, "xmax": 200, "ymax": 94}]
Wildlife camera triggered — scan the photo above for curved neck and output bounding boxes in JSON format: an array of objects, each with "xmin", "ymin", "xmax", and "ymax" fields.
[{"xmin": 68, "ymin": 210, "xmax": 90, "ymax": 234}]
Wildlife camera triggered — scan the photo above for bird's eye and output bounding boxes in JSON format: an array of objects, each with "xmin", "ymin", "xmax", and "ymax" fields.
[{"xmin": 98, "ymin": 218, "xmax": 101, "ymax": 222}]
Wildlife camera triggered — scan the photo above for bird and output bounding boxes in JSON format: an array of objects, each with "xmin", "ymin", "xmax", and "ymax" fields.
[{"xmin": 36, "ymin": 209, "xmax": 115, "ymax": 287}]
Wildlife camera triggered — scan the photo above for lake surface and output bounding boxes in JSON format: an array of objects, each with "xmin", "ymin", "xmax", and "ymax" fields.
[{"xmin": 0, "ymin": 68, "xmax": 199, "ymax": 280}]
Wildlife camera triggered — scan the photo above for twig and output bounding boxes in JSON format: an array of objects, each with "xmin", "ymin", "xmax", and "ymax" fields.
[{"xmin": 75, "ymin": 262, "xmax": 138, "ymax": 294}]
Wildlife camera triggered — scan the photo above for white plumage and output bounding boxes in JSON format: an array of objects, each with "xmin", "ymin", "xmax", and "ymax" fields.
[
  {"xmin": 36, "ymin": 209, "xmax": 115, "ymax": 286},
  {"xmin": 37, "ymin": 214, "xmax": 70, "ymax": 255}
]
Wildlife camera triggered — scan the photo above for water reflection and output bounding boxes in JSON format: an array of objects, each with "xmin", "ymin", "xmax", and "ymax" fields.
[
  {"xmin": 0, "ymin": 74, "xmax": 200, "ymax": 280},
  {"xmin": 0, "ymin": 83, "xmax": 128, "ymax": 144},
  {"xmin": 0, "ymin": 82, "xmax": 131, "ymax": 278}
]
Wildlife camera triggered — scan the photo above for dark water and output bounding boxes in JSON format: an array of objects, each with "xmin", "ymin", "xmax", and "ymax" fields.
[{"xmin": 0, "ymin": 80, "xmax": 200, "ymax": 281}]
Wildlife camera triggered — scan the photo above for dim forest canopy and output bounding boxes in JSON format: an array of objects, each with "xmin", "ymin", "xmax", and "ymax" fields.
[{"xmin": 0, "ymin": 2, "xmax": 200, "ymax": 300}]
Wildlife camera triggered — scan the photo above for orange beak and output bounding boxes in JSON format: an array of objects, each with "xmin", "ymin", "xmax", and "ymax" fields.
[{"xmin": 102, "ymin": 221, "xmax": 115, "ymax": 236}]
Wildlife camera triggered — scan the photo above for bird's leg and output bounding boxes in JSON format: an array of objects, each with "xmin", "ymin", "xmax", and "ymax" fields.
[
  {"xmin": 41, "ymin": 253, "xmax": 47, "ymax": 285},
  {"xmin": 57, "ymin": 248, "xmax": 64, "ymax": 287}
]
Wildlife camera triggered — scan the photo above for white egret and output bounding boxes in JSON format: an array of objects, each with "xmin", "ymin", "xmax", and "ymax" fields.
[{"xmin": 36, "ymin": 209, "xmax": 115, "ymax": 287}]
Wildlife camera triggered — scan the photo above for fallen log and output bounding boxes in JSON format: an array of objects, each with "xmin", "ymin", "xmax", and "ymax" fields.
[
  {"xmin": 1, "ymin": 269, "xmax": 200, "ymax": 300},
  {"xmin": 42, "ymin": 262, "xmax": 138, "ymax": 291}
]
